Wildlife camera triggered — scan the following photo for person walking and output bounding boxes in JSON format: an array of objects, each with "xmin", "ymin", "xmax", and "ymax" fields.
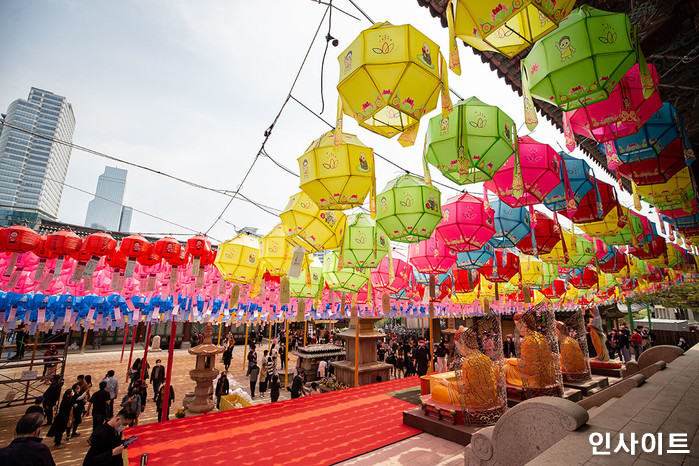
[
  {"xmin": 156, "ymin": 384, "xmax": 175, "ymax": 421},
  {"xmin": 0, "ymin": 412, "xmax": 55, "ymax": 465},
  {"xmin": 102, "ymin": 371, "xmax": 119, "ymax": 419},
  {"xmin": 290, "ymin": 369, "xmax": 307, "ymax": 399},
  {"xmin": 630, "ymin": 328, "xmax": 643, "ymax": 361},
  {"xmin": 246, "ymin": 345, "xmax": 257, "ymax": 376},
  {"xmin": 89, "ymin": 382, "xmax": 111, "ymax": 438},
  {"xmin": 270, "ymin": 375, "xmax": 281, "ymax": 403},
  {"xmin": 120, "ymin": 386, "xmax": 141, "ymax": 427},
  {"xmin": 47, "ymin": 389, "xmax": 73, "ymax": 449},
  {"xmin": 42, "ymin": 376, "xmax": 63, "ymax": 426},
  {"xmin": 68, "ymin": 383, "xmax": 87, "ymax": 438},
  {"xmin": 414, "ymin": 339, "xmax": 431, "ymax": 377},
  {"xmin": 435, "ymin": 342, "xmax": 447, "ymax": 372},
  {"xmin": 150, "ymin": 360, "xmax": 166, "ymax": 402},
  {"xmin": 222, "ymin": 345, "xmax": 233, "ymax": 371},
  {"xmin": 318, "ymin": 359, "xmax": 327, "ymax": 379},
  {"xmin": 249, "ymin": 362, "xmax": 260, "ymax": 398},
  {"xmin": 215, "ymin": 372, "xmax": 229, "ymax": 409},
  {"xmin": 259, "ymin": 357, "xmax": 269, "ymax": 397}
]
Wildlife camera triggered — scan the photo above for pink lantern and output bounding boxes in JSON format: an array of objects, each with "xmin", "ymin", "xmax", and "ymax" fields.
[
  {"xmin": 408, "ymin": 233, "xmax": 457, "ymax": 275},
  {"xmin": 371, "ymin": 254, "xmax": 413, "ymax": 294},
  {"xmin": 434, "ymin": 193, "xmax": 495, "ymax": 252},
  {"xmin": 567, "ymin": 64, "xmax": 662, "ymax": 143},
  {"xmin": 484, "ymin": 136, "xmax": 562, "ymax": 207}
]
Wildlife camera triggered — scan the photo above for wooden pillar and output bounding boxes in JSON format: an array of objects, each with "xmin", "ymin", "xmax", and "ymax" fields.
[
  {"xmin": 353, "ymin": 309, "xmax": 359, "ymax": 387},
  {"xmin": 428, "ymin": 303, "xmax": 434, "ymax": 373},
  {"xmin": 267, "ymin": 322, "xmax": 272, "ymax": 352},
  {"xmin": 160, "ymin": 319, "xmax": 177, "ymax": 422},
  {"xmin": 80, "ymin": 328, "xmax": 88, "ymax": 355},
  {"xmin": 120, "ymin": 324, "xmax": 129, "ymax": 364},
  {"xmin": 284, "ymin": 319, "xmax": 289, "ymax": 388},
  {"xmin": 140, "ymin": 322, "xmax": 152, "ymax": 381},
  {"xmin": 217, "ymin": 322, "xmax": 222, "ymax": 345},
  {"xmin": 303, "ymin": 320, "xmax": 307, "ymax": 347}
]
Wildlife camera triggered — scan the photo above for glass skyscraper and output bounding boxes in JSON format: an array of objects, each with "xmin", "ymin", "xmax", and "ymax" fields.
[
  {"xmin": 0, "ymin": 88, "xmax": 75, "ymax": 227},
  {"xmin": 85, "ymin": 166, "xmax": 131, "ymax": 231}
]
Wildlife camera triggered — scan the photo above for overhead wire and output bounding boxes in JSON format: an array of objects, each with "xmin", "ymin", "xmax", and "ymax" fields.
[{"xmin": 203, "ymin": 3, "xmax": 332, "ymax": 235}]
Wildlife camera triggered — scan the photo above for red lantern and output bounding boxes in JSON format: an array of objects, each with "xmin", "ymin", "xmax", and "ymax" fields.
[
  {"xmin": 45, "ymin": 230, "xmax": 82, "ymax": 276},
  {"xmin": 559, "ymin": 181, "xmax": 618, "ymax": 224},
  {"xmin": 186, "ymin": 235, "xmax": 212, "ymax": 271},
  {"xmin": 107, "ymin": 248, "xmax": 128, "ymax": 271},
  {"xmin": 541, "ymin": 279, "xmax": 567, "ymax": 299},
  {"xmin": 629, "ymin": 236, "xmax": 666, "ymax": 260},
  {"xmin": 154, "ymin": 237, "xmax": 182, "ymax": 262},
  {"xmin": 434, "ymin": 193, "xmax": 495, "ymax": 252},
  {"xmin": 31, "ymin": 236, "xmax": 56, "ymax": 282},
  {"xmin": 119, "ymin": 235, "xmax": 150, "ymax": 278},
  {"xmin": 570, "ymin": 267, "xmax": 598, "ymax": 290},
  {"xmin": 478, "ymin": 250, "xmax": 520, "ymax": 283},
  {"xmin": 516, "ymin": 212, "xmax": 562, "ymax": 255},
  {"xmin": 137, "ymin": 249, "xmax": 162, "ymax": 267},
  {"xmin": 617, "ymin": 138, "xmax": 686, "ymax": 186},
  {"xmin": 0, "ymin": 225, "xmax": 41, "ymax": 277},
  {"xmin": 451, "ymin": 265, "xmax": 478, "ymax": 294},
  {"xmin": 81, "ymin": 232, "xmax": 117, "ymax": 258},
  {"xmin": 599, "ymin": 249, "xmax": 627, "ymax": 274}
]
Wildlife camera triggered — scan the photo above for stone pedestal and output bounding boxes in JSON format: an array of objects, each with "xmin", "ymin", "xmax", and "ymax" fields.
[
  {"xmin": 332, "ymin": 316, "xmax": 392, "ymax": 387},
  {"xmin": 187, "ymin": 323, "xmax": 224, "ymax": 414}
]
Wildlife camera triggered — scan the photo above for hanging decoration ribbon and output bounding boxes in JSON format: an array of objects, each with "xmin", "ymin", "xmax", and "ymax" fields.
[
  {"xmin": 528, "ymin": 205, "xmax": 539, "ymax": 256},
  {"xmin": 440, "ymin": 53, "xmax": 454, "ymax": 119},
  {"xmin": 562, "ymin": 111, "xmax": 576, "ymax": 152},
  {"xmin": 631, "ymin": 180, "xmax": 642, "ymax": 211},
  {"xmin": 446, "ymin": 0, "xmax": 461, "ymax": 75},
  {"xmin": 334, "ymin": 96, "xmax": 344, "ymax": 148},
  {"xmin": 561, "ymin": 159, "xmax": 576, "ymax": 217},
  {"xmin": 592, "ymin": 171, "xmax": 604, "ymax": 219},
  {"xmin": 633, "ymin": 25, "xmax": 655, "ymax": 100},
  {"xmin": 603, "ymin": 140, "xmax": 623, "ymax": 170},
  {"xmin": 521, "ymin": 64, "xmax": 538, "ymax": 131}
]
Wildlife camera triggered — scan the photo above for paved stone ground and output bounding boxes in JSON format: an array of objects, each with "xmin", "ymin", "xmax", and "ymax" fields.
[
  {"xmin": 338, "ymin": 433, "xmax": 464, "ymax": 465},
  {"xmin": 0, "ymin": 339, "xmax": 300, "ymax": 465},
  {"xmin": 535, "ymin": 345, "xmax": 699, "ymax": 465}
]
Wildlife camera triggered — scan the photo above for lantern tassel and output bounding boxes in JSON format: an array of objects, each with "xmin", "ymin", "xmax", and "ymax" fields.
[
  {"xmin": 528, "ymin": 205, "xmax": 539, "ymax": 256},
  {"xmin": 521, "ymin": 64, "xmax": 538, "ymax": 131},
  {"xmin": 512, "ymin": 149, "xmax": 524, "ymax": 199},
  {"xmin": 603, "ymin": 140, "xmax": 623, "ymax": 170},
  {"xmin": 387, "ymin": 247, "xmax": 395, "ymax": 281},
  {"xmin": 397, "ymin": 123, "xmax": 419, "ymax": 147},
  {"xmin": 422, "ymin": 149, "xmax": 433, "ymax": 187},
  {"xmin": 562, "ymin": 159, "xmax": 576, "ymax": 216},
  {"xmin": 439, "ymin": 53, "xmax": 453, "ymax": 119},
  {"xmin": 334, "ymin": 96, "xmax": 344, "ymax": 148},
  {"xmin": 631, "ymin": 180, "xmax": 642, "ymax": 211},
  {"xmin": 446, "ymin": 0, "xmax": 461, "ymax": 75},
  {"xmin": 656, "ymin": 212, "xmax": 666, "ymax": 235},
  {"xmin": 633, "ymin": 26, "xmax": 655, "ymax": 100},
  {"xmin": 562, "ymin": 111, "xmax": 576, "ymax": 152},
  {"xmin": 370, "ymin": 172, "xmax": 377, "ymax": 220}
]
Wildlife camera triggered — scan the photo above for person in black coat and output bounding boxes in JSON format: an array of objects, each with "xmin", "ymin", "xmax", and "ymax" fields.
[
  {"xmin": 215, "ymin": 372, "xmax": 229, "ymax": 409},
  {"xmin": 47, "ymin": 389, "xmax": 73, "ymax": 447},
  {"xmin": 0, "ymin": 412, "xmax": 55, "ymax": 465},
  {"xmin": 42, "ymin": 376, "xmax": 63, "ymax": 426},
  {"xmin": 83, "ymin": 409, "xmax": 135, "ymax": 466},
  {"xmin": 222, "ymin": 346, "xmax": 233, "ymax": 371},
  {"xmin": 156, "ymin": 384, "xmax": 175, "ymax": 422}
]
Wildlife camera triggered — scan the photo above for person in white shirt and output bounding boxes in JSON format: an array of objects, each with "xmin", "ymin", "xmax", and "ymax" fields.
[{"xmin": 318, "ymin": 359, "xmax": 327, "ymax": 379}]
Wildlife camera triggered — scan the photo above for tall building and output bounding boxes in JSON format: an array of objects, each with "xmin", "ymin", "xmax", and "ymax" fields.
[
  {"xmin": 0, "ymin": 88, "xmax": 76, "ymax": 226},
  {"xmin": 84, "ymin": 166, "xmax": 131, "ymax": 231}
]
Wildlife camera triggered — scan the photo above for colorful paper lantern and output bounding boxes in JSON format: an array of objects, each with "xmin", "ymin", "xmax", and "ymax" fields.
[
  {"xmin": 484, "ymin": 136, "xmax": 561, "ymax": 207},
  {"xmin": 455, "ymin": 245, "xmax": 493, "ymax": 270},
  {"xmin": 424, "ymin": 97, "xmax": 516, "ymax": 184},
  {"xmin": 541, "ymin": 279, "xmax": 568, "ymax": 299},
  {"xmin": 570, "ymin": 266, "xmax": 598, "ymax": 290},
  {"xmin": 636, "ymin": 167, "xmax": 695, "ymax": 212},
  {"xmin": 375, "ymin": 174, "xmax": 442, "ymax": 243},
  {"xmin": 259, "ymin": 223, "xmax": 296, "ymax": 276},
  {"xmin": 629, "ymin": 236, "xmax": 666, "ymax": 261},
  {"xmin": 289, "ymin": 264, "xmax": 322, "ymax": 299},
  {"xmin": 46, "ymin": 230, "xmax": 82, "ymax": 257},
  {"xmin": 337, "ymin": 22, "xmax": 449, "ymax": 144},
  {"xmin": 540, "ymin": 229, "xmax": 575, "ymax": 265},
  {"xmin": 451, "ymin": 265, "xmax": 478, "ymax": 294},
  {"xmin": 599, "ymin": 247, "xmax": 628, "ymax": 274},
  {"xmin": 297, "ymin": 131, "xmax": 374, "ymax": 210},
  {"xmin": 214, "ymin": 234, "xmax": 260, "ymax": 284},
  {"xmin": 543, "ymin": 153, "xmax": 594, "ymax": 213},
  {"xmin": 601, "ymin": 102, "xmax": 694, "ymax": 165},
  {"xmin": 579, "ymin": 206, "xmax": 628, "ymax": 238},
  {"xmin": 567, "ymin": 63, "xmax": 661, "ymax": 143},
  {"xmin": 154, "ymin": 237, "xmax": 183, "ymax": 263},
  {"xmin": 599, "ymin": 210, "xmax": 645, "ymax": 246},
  {"xmin": 520, "ymin": 256, "xmax": 544, "ymax": 288},
  {"xmin": 516, "ymin": 212, "xmax": 562, "ymax": 255},
  {"xmin": 478, "ymin": 249, "xmax": 520, "ymax": 283},
  {"xmin": 489, "ymin": 200, "xmax": 530, "ymax": 248},
  {"xmin": 341, "ymin": 213, "xmax": 389, "ymax": 269},
  {"xmin": 371, "ymin": 254, "xmax": 413, "ymax": 294},
  {"xmin": 559, "ymin": 180, "xmax": 618, "ymax": 225},
  {"xmin": 453, "ymin": 0, "xmax": 576, "ymax": 58},
  {"xmin": 322, "ymin": 250, "xmax": 368, "ymax": 293},
  {"xmin": 408, "ymin": 233, "xmax": 457, "ymax": 275},
  {"xmin": 81, "ymin": 232, "xmax": 117, "ymax": 259},
  {"xmin": 280, "ymin": 191, "xmax": 347, "ymax": 252},
  {"xmin": 521, "ymin": 6, "xmax": 640, "ymax": 112},
  {"xmin": 0, "ymin": 226, "xmax": 40, "ymax": 254},
  {"xmin": 434, "ymin": 192, "xmax": 495, "ymax": 252}
]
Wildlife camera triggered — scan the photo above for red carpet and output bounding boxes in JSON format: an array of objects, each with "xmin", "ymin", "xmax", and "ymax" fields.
[{"xmin": 126, "ymin": 377, "xmax": 421, "ymax": 465}]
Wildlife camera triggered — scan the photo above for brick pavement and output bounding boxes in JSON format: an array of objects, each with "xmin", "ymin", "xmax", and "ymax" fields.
[{"xmin": 0, "ymin": 340, "xmax": 299, "ymax": 465}]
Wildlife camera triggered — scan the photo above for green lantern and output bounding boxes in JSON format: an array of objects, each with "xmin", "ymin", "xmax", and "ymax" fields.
[
  {"xmin": 521, "ymin": 6, "xmax": 639, "ymax": 113},
  {"xmin": 375, "ymin": 174, "xmax": 442, "ymax": 243},
  {"xmin": 289, "ymin": 264, "xmax": 322, "ymax": 299},
  {"xmin": 565, "ymin": 235, "xmax": 595, "ymax": 268},
  {"xmin": 600, "ymin": 212, "xmax": 644, "ymax": 246},
  {"xmin": 322, "ymin": 250, "xmax": 369, "ymax": 293},
  {"xmin": 342, "ymin": 213, "xmax": 390, "ymax": 268},
  {"xmin": 424, "ymin": 97, "xmax": 517, "ymax": 184}
]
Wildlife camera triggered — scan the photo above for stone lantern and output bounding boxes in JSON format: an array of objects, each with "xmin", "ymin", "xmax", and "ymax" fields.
[{"xmin": 187, "ymin": 323, "xmax": 224, "ymax": 414}]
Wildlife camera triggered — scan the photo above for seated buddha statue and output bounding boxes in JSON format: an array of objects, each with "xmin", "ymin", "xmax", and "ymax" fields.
[
  {"xmin": 431, "ymin": 326, "xmax": 498, "ymax": 410},
  {"xmin": 556, "ymin": 321, "xmax": 588, "ymax": 378},
  {"xmin": 504, "ymin": 311, "xmax": 557, "ymax": 389}
]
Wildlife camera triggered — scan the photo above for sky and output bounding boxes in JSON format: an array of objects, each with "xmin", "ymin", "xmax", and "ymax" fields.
[{"xmin": 0, "ymin": 0, "xmax": 655, "ymax": 247}]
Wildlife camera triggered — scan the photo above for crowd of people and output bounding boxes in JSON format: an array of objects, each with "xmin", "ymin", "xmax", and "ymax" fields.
[{"xmin": 605, "ymin": 324, "xmax": 655, "ymax": 362}]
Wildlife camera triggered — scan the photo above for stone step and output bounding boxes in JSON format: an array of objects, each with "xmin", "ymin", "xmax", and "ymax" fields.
[{"xmin": 587, "ymin": 397, "xmax": 619, "ymax": 420}]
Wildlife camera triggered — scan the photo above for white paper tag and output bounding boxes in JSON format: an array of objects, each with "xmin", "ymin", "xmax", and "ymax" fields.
[
  {"xmin": 147, "ymin": 275, "xmax": 156, "ymax": 292},
  {"xmin": 124, "ymin": 259, "xmax": 136, "ymax": 279},
  {"xmin": 4, "ymin": 252, "xmax": 18, "ymax": 277},
  {"xmin": 38, "ymin": 271, "xmax": 54, "ymax": 291},
  {"xmin": 83, "ymin": 256, "xmax": 99, "ymax": 278},
  {"xmin": 34, "ymin": 261, "xmax": 46, "ymax": 282},
  {"xmin": 72, "ymin": 262, "xmax": 86, "ymax": 283},
  {"xmin": 287, "ymin": 246, "xmax": 305, "ymax": 279},
  {"xmin": 7, "ymin": 270, "xmax": 21, "ymax": 289},
  {"xmin": 54, "ymin": 257, "xmax": 64, "ymax": 277}
]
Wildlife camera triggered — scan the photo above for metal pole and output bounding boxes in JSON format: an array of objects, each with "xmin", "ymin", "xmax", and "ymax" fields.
[
  {"xmin": 140, "ymin": 322, "xmax": 152, "ymax": 381},
  {"xmin": 120, "ymin": 323, "xmax": 129, "ymax": 364},
  {"xmin": 428, "ymin": 303, "xmax": 434, "ymax": 373},
  {"xmin": 284, "ymin": 319, "xmax": 289, "ymax": 388},
  {"xmin": 126, "ymin": 324, "xmax": 137, "ymax": 383},
  {"xmin": 160, "ymin": 319, "xmax": 176, "ymax": 422},
  {"xmin": 354, "ymin": 310, "xmax": 359, "ymax": 387},
  {"xmin": 24, "ymin": 331, "xmax": 40, "ymax": 402},
  {"xmin": 646, "ymin": 303, "xmax": 652, "ymax": 331},
  {"xmin": 242, "ymin": 323, "xmax": 248, "ymax": 370}
]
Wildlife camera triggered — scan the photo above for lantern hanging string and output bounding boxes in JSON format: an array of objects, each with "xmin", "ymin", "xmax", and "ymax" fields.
[{"xmin": 203, "ymin": 3, "xmax": 332, "ymax": 235}]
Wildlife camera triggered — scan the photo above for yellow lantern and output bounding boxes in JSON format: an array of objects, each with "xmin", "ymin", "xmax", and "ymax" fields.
[
  {"xmin": 520, "ymin": 255, "xmax": 544, "ymax": 287},
  {"xmin": 298, "ymin": 131, "xmax": 375, "ymax": 210},
  {"xmin": 214, "ymin": 234, "xmax": 260, "ymax": 284},
  {"xmin": 337, "ymin": 22, "xmax": 451, "ymax": 145},
  {"xmin": 279, "ymin": 192, "xmax": 347, "ymax": 252},
  {"xmin": 636, "ymin": 167, "xmax": 695, "ymax": 212},
  {"xmin": 259, "ymin": 223, "xmax": 308, "ymax": 276},
  {"xmin": 453, "ymin": 0, "xmax": 576, "ymax": 58},
  {"xmin": 579, "ymin": 206, "xmax": 628, "ymax": 238},
  {"xmin": 540, "ymin": 230, "xmax": 576, "ymax": 265}
]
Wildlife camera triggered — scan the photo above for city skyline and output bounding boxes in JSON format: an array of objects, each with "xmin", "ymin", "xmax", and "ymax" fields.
[
  {"xmin": 84, "ymin": 166, "xmax": 132, "ymax": 232},
  {"xmin": 0, "ymin": 87, "xmax": 75, "ymax": 227}
]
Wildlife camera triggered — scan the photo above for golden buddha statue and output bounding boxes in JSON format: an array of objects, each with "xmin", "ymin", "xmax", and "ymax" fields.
[
  {"xmin": 556, "ymin": 320, "xmax": 587, "ymax": 374},
  {"xmin": 505, "ymin": 311, "xmax": 557, "ymax": 389},
  {"xmin": 588, "ymin": 308, "xmax": 610, "ymax": 362}
]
